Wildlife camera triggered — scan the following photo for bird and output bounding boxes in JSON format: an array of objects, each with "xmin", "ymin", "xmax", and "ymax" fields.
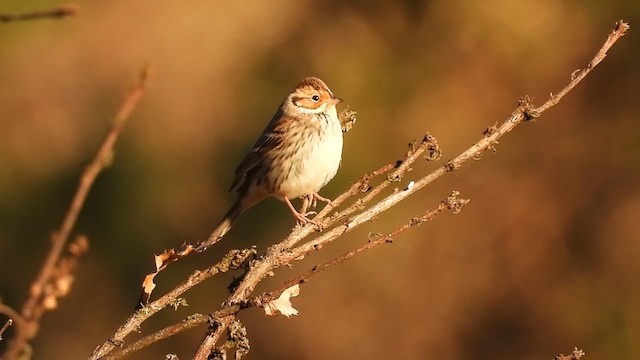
[{"xmin": 196, "ymin": 77, "xmax": 344, "ymax": 251}]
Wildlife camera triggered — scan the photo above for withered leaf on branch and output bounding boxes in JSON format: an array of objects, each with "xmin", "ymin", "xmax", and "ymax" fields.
[
  {"xmin": 139, "ymin": 245, "xmax": 196, "ymax": 306},
  {"xmin": 264, "ymin": 285, "xmax": 300, "ymax": 317}
]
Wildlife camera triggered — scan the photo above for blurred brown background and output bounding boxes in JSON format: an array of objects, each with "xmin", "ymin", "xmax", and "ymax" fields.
[{"xmin": 1, "ymin": 0, "xmax": 639, "ymax": 359}]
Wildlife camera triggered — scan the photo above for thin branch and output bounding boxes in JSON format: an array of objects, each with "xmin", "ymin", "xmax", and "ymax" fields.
[
  {"xmin": 90, "ymin": 248, "xmax": 255, "ymax": 360},
  {"xmin": 256, "ymin": 191, "xmax": 468, "ymax": 306},
  {"xmin": 1, "ymin": 65, "xmax": 153, "ymax": 360},
  {"xmin": 92, "ymin": 156, "xmax": 395, "ymax": 360},
  {"xmin": 95, "ymin": 191, "xmax": 461, "ymax": 359},
  {"xmin": 536, "ymin": 20, "xmax": 629, "ymax": 114},
  {"xmin": 193, "ymin": 316, "xmax": 234, "ymax": 360},
  {"xmin": 0, "ymin": 304, "xmax": 23, "ymax": 343},
  {"xmin": 101, "ymin": 309, "xmax": 242, "ymax": 360},
  {"xmin": 91, "ymin": 20, "xmax": 628, "ymax": 359},
  {"xmin": 196, "ymin": 20, "xmax": 629, "ymax": 351},
  {"xmin": 24, "ymin": 64, "xmax": 152, "ymax": 318},
  {"xmin": 256, "ymin": 133, "xmax": 441, "ymax": 272},
  {"xmin": 0, "ymin": 304, "xmax": 21, "ymax": 330},
  {"xmin": 318, "ymin": 162, "xmax": 397, "ymax": 220},
  {"xmin": 322, "ymin": 134, "xmax": 442, "ymax": 229},
  {"xmin": 0, "ymin": 5, "xmax": 77, "ymax": 23},
  {"xmin": 0, "ymin": 319, "xmax": 12, "ymax": 341}
]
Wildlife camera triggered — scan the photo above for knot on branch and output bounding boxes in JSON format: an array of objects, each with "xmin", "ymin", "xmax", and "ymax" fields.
[
  {"xmin": 614, "ymin": 19, "xmax": 630, "ymax": 35},
  {"xmin": 107, "ymin": 337, "xmax": 125, "ymax": 347},
  {"xmin": 222, "ymin": 246, "xmax": 258, "ymax": 271},
  {"xmin": 554, "ymin": 347, "xmax": 585, "ymax": 360},
  {"xmin": 407, "ymin": 139, "xmax": 419, "ymax": 155},
  {"xmin": 387, "ymin": 172, "xmax": 403, "ymax": 182},
  {"xmin": 422, "ymin": 133, "xmax": 442, "ymax": 161},
  {"xmin": 358, "ymin": 182, "xmax": 372, "ymax": 193},
  {"xmin": 444, "ymin": 191, "xmax": 470, "ymax": 214},
  {"xmin": 208, "ymin": 315, "xmax": 225, "ymax": 328},
  {"xmin": 211, "ymin": 320, "xmax": 250, "ymax": 360},
  {"xmin": 444, "ymin": 161, "xmax": 458, "ymax": 172},
  {"xmin": 480, "ymin": 124, "xmax": 500, "ymax": 154},
  {"xmin": 168, "ymin": 298, "xmax": 188, "ymax": 311},
  {"xmin": 518, "ymin": 95, "xmax": 540, "ymax": 121},
  {"xmin": 391, "ymin": 133, "xmax": 442, "ymax": 180},
  {"xmin": 483, "ymin": 123, "xmax": 498, "ymax": 137}
]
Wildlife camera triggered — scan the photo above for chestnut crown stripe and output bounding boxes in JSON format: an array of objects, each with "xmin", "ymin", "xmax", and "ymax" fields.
[{"xmin": 296, "ymin": 77, "xmax": 332, "ymax": 94}]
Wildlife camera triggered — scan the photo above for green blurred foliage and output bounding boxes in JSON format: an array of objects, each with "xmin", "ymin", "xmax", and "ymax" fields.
[{"xmin": 1, "ymin": 0, "xmax": 639, "ymax": 359}]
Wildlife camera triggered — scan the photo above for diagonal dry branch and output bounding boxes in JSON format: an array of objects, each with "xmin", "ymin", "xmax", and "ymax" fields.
[
  {"xmin": 0, "ymin": 65, "xmax": 153, "ymax": 360},
  {"xmin": 0, "ymin": 5, "xmax": 77, "ymax": 23},
  {"xmin": 0, "ymin": 319, "xmax": 13, "ymax": 341},
  {"xmin": 93, "ymin": 133, "xmax": 438, "ymax": 360},
  {"xmin": 90, "ymin": 20, "xmax": 628, "ymax": 360},
  {"xmin": 90, "ymin": 248, "xmax": 256, "ymax": 359},
  {"xmin": 192, "ymin": 19, "xmax": 630, "ymax": 357},
  {"xmin": 255, "ymin": 191, "xmax": 470, "ymax": 308}
]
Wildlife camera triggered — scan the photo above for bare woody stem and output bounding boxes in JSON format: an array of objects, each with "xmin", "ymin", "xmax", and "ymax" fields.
[
  {"xmin": 89, "ymin": 248, "xmax": 256, "ymax": 360},
  {"xmin": 0, "ymin": 5, "xmax": 77, "ymax": 23},
  {"xmin": 256, "ymin": 191, "xmax": 468, "ymax": 305},
  {"xmin": 0, "ymin": 319, "xmax": 12, "ymax": 340},
  {"xmin": 192, "ymin": 316, "xmax": 234, "ymax": 360},
  {"xmin": 90, "ymin": 20, "xmax": 629, "ymax": 359},
  {"xmin": 193, "ymin": 20, "xmax": 630, "ymax": 354},
  {"xmin": 0, "ymin": 66, "xmax": 152, "ymax": 360}
]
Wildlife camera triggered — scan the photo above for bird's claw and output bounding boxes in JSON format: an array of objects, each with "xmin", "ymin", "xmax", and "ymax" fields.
[{"xmin": 293, "ymin": 212, "xmax": 323, "ymax": 231}]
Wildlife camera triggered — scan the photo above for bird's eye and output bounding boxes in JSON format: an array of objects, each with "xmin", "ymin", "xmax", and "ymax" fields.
[{"xmin": 311, "ymin": 94, "xmax": 320, "ymax": 102}]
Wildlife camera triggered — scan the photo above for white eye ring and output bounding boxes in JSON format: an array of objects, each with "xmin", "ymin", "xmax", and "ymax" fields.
[{"xmin": 311, "ymin": 94, "xmax": 320, "ymax": 102}]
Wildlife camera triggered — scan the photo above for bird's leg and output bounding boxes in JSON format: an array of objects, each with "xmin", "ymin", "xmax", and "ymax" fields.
[
  {"xmin": 283, "ymin": 197, "xmax": 320, "ymax": 227},
  {"xmin": 310, "ymin": 192, "xmax": 334, "ymax": 206},
  {"xmin": 299, "ymin": 191, "xmax": 334, "ymax": 215},
  {"xmin": 299, "ymin": 195, "xmax": 313, "ymax": 216}
]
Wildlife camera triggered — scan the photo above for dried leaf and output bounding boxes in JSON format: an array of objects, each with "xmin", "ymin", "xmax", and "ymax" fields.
[
  {"xmin": 142, "ymin": 273, "xmax": 157, "ymax": 297},
  {"xmin": 138, "ymin": 245, "xmax": 196, "ymax": 306},
  {"xmin": 264, "ymin": 285, "xmax": 300, "ymax": 317}
]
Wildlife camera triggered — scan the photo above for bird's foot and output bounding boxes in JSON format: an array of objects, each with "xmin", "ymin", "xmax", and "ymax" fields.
[
  {"xmin": 290, "ymin": 210, "xmax": 323, "ymax": 231},
  {"xmin": 301, "ymin": 192, "xmax": 334, "ymax": 213},
  {"xmin": 311, "ymin": 192, "xmax": 334, "ymax": 206}
]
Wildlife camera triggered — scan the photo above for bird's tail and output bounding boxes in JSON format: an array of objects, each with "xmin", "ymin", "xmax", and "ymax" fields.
[{"xmin": 196, "ymin": 200, "xmax": 244, "ymax": 251}]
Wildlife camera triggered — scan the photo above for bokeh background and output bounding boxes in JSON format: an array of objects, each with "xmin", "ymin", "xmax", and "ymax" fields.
[{"xmin": 1, "ymin": 0, "xmax": 639, "ymax": 359}]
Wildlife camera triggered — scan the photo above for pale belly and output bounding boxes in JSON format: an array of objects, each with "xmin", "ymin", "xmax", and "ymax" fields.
[{"xmin": 272, "ymin": 116, "xmax": 343, "ymax": 199}]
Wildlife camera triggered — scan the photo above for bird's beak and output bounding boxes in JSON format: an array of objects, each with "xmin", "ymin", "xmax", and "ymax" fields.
[{"xmin": 329, "ymin": 96, "xmax": 343, "ymax": 104}]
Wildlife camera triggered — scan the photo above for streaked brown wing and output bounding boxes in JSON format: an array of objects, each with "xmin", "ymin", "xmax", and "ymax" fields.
[{"xmin": 229, "ymin": 107, "xmax": 286, "ymax": 192}]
